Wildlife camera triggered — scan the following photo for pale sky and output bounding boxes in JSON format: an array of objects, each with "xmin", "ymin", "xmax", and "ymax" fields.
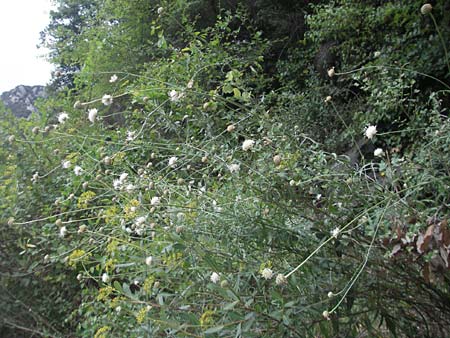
[{"xmin": 0, "ymin": 0, "xmax": 55, "ymax": 93}]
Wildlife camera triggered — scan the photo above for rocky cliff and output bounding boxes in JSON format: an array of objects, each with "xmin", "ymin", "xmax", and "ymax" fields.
[{"xmin": 1, "ymin": 85, "xmax": 47, "ymax": 118}]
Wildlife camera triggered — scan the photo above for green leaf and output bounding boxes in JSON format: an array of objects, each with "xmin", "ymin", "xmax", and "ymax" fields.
[
  {"xmin": 222, "ymin": 84, "xmax": 233, "ymax": 94},
  {"xmin": 204, "ymin": 325, "xmax": 224, "ymax": 334},
  {"xmin": 224, "ymin": 300, "xmax": 239, "ymax": 311}
]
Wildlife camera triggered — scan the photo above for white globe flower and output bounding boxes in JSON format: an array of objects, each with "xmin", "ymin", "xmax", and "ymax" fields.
[
  {"xmin": 168, "ymin": 156, "xmax": 178, "ymax": 168},
  {"xmin": 59, "ymin": 226, "xmax": 67, "ymax": 238},
  {"xmin": 57, "ymin": 112, "xmax": 69, "ymax": 124},
  {"xmin": 327, "ymin": 67, "xmax": 335, "ymax": 77},
  {"xmin": 228, "ymin": 163, "xmax": 240, "ymax": 173},
  {"xmin": 74, "ymin": 166, "xmax": 83, "ymax": 176},
  {"xmin": 242, "ymin": 139, "xmax": 255, "ymax": 151},
  {"xmin": 374, "ymin": 148, "xmax": 384, "ymax": 157},
  {"xmin": 151, "ymin": 196, "xmax": 161, "ymax": 206},
  {"xmin": 261, "ymin": 268, "xmax": 274, "ymax": 280},
  {"xmin": 62, "ymin": 160, "xmax": 71, "ymax": 169},
  {"xmin": 210, "ymin": 272, "xmax": 220, "ymax": 284},
  {"xmin": 88, "ymin": 108, "xmax": 98, "ymax": 123},
  {"xmin": 145, "ymin": 256, "xmax": 153, "ymax": 266},
  {"xmin": 102, "ymin": 273, "xmax": 110, "ymax": 283},
  {"xmin": 364, "ymin": 125, "xmax": 377, "ymax": 139},
  {"xmin": 109, "ymin": 74, "xmax": 118, "ymax": 83},
  {"xmin": 331, "ymin": 227, "xmax": 340, "ymax": 238},
  {"xmin": 102, "ymin": 94, "xmax": 113, "ymax": 106},
  {"xmin": 168, "ymin": 90, "xmax": 184, "ymax": 102},
  {"xmin": 275, "ymin": 274, "xmax": 287, "ymax": 285}
]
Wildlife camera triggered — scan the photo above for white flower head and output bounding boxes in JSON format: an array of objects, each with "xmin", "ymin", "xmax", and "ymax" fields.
[
  {"xmin": 109, "ymin": 74, "xmax": 118, "ymax": 83},
  {"xmin": 113, "ymin": 179, "xmax": 122, "ymax": 190},
  {"xmin": 74, "ymin": 166, "xmax": 83, "ymax": 176},
  {"xmin": 102, "ymin": 273, "xmax": 110, "ymax": 283},
  {"xmin": 119, "ymin": 173, "xmax": 128, "ymax": 182},
  {"xmin": 168, "ymin": 156, "xmax": 178, "ymax": 168},
  {"xmin": 242, "ymin": 139, "xmax": 255, "ymax": 151},
  {"xmin": 31, "ymin": 172, "xmax": 39, "ymax": 183},
  {"xmin": 57, "ymin": 112, "xmax": 69, "ymax": 124},
  {"xmin": 59, "ymin": 226, "xmax": 67, "ymax": 238},
  {"xmin": 210, "ymin": 272, "xmax": 220, "ymax": 284},
  {"xmin": 126, "ymin": 130, "xmax": 136, "ymax": 141},
  {"xmin": 102, "ymin": 94, "xmax": 113, "ymax": 106},
  {"xmin": 364, "ymin": 125, "xmax": 377, "ymax": 139},
  {"xmin": 168, "ymin": 90, "xmax": 184, "ymax": 102},
  {"xmin": 331, "ymin": 227, "xmax": 340, "ymax": 238},
  {"xmin": 261, "ymin": 268, "xmax": 274, "ymax": 280},
  {"xmin": 151, "ymin": 196, "xmax": 161, "ymax": 206},
  {"xmin": 157, "ymin": 6, "xmax": 164, "ymax": 14},
  {"xmin": 125, "ymin": 183, "xmax": 135, "ymax": 192},
  {"xmin": 62, "ymin": 160, "xmax": 71, "ymax": 169},
  {"xmin": 327, "ymin": 67, "xmax": 335, "ymax": 78},
  {"xmin": 88, "ymin": 108, "xmax": 98, "ymax": 123},
  {"xmin": 228, "ymin": 163, "xmax": 240, "ymax": 174},
  {"xmin": 187, "ymin": 79, "xmax": 194, "ymax": 89},
  {"xmin": 374, "ymin": 148, "xmax": 384, "ymax": 157},
  {"xmin": 145, "ymin": 256, "xmax": 153, "ymax": 266},
  {"xmin": 275, "ymin": 274, "xmax": 287, "ymax": 285},
  {"xmin": 135, "ymin": 216, "xmax": 146, "ymax": 226}
]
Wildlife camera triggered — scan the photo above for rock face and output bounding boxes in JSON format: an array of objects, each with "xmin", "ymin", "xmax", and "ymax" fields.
[{"xmin": 1, "ymin": 85, "xmax": 47, "ymax": 118}]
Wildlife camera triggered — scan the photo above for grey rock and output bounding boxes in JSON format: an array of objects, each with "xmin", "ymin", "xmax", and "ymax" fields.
[{"xmin": 1, "ymin": 85, "xmax": 47, "ymax": 118}]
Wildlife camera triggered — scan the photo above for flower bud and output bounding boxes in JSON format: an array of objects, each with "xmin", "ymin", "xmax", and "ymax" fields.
[
  {"xmin": 273, "ymin": 155, "xmax": 281, "ymax": 166},
  {"xmin": 226, "ymin": 124, "xmax": 235, "ymax": 132},
  {"xmin": 103, "ymin": 156, "xmax": 112, "ymax": 165},
  {"xmin": 420, "ymin": 4, "xmax": 432, "ymax": 15}
]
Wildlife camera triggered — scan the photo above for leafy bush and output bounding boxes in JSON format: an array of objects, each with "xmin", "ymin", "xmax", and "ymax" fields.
[{"xmin": 2, "ymin": 1, "xmax": 450, "ymax": 337}]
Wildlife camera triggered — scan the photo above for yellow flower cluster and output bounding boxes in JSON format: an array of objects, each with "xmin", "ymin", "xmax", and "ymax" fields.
[
  {"xmin": 143, "ymin": 275, "xmax": 155, "ymax": 293},
  {"xmin": 67, "ymin": 249, "xmax": 89, "ymax": 267},
  {"xmin": 94, "ymin": 326, "xmax": 111, "ymax": 338},
  {"xmin": 77, "ymin": 190, "xmax": 96, "ymax": 209},
  {"xmin": 135, "ymin": 307, "xmax": 149, "ymax": 324},
  {"xmin": 97, "ymin": 286, "xmax": 115, "ymax": 302}
]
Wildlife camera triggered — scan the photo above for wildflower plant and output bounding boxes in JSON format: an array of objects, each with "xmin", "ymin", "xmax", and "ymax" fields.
[{"xmin": 1, "ymin": 1, "xmax": 450, "ymax": 337}]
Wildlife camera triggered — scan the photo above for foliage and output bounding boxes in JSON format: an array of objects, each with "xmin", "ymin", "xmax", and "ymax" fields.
[{"xmin": 2, "ymin": 0, "xmax": 450, "ymax": 337}]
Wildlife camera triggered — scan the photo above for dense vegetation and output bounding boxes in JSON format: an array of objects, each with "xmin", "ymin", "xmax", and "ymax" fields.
[{"xmin": 1, "ymin": 1, "xmax": 450, "ymax": 337}]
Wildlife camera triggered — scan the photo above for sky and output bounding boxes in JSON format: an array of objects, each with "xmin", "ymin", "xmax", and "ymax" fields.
[{"xmin": 0, "ymin": 0, "xmax": 55, "ymax": 93}]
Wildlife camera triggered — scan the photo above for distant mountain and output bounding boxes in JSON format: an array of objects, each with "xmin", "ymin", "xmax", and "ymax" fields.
[{"xmin": 1, "ymin": 85, "xmax": 47, "ymax": 118}]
